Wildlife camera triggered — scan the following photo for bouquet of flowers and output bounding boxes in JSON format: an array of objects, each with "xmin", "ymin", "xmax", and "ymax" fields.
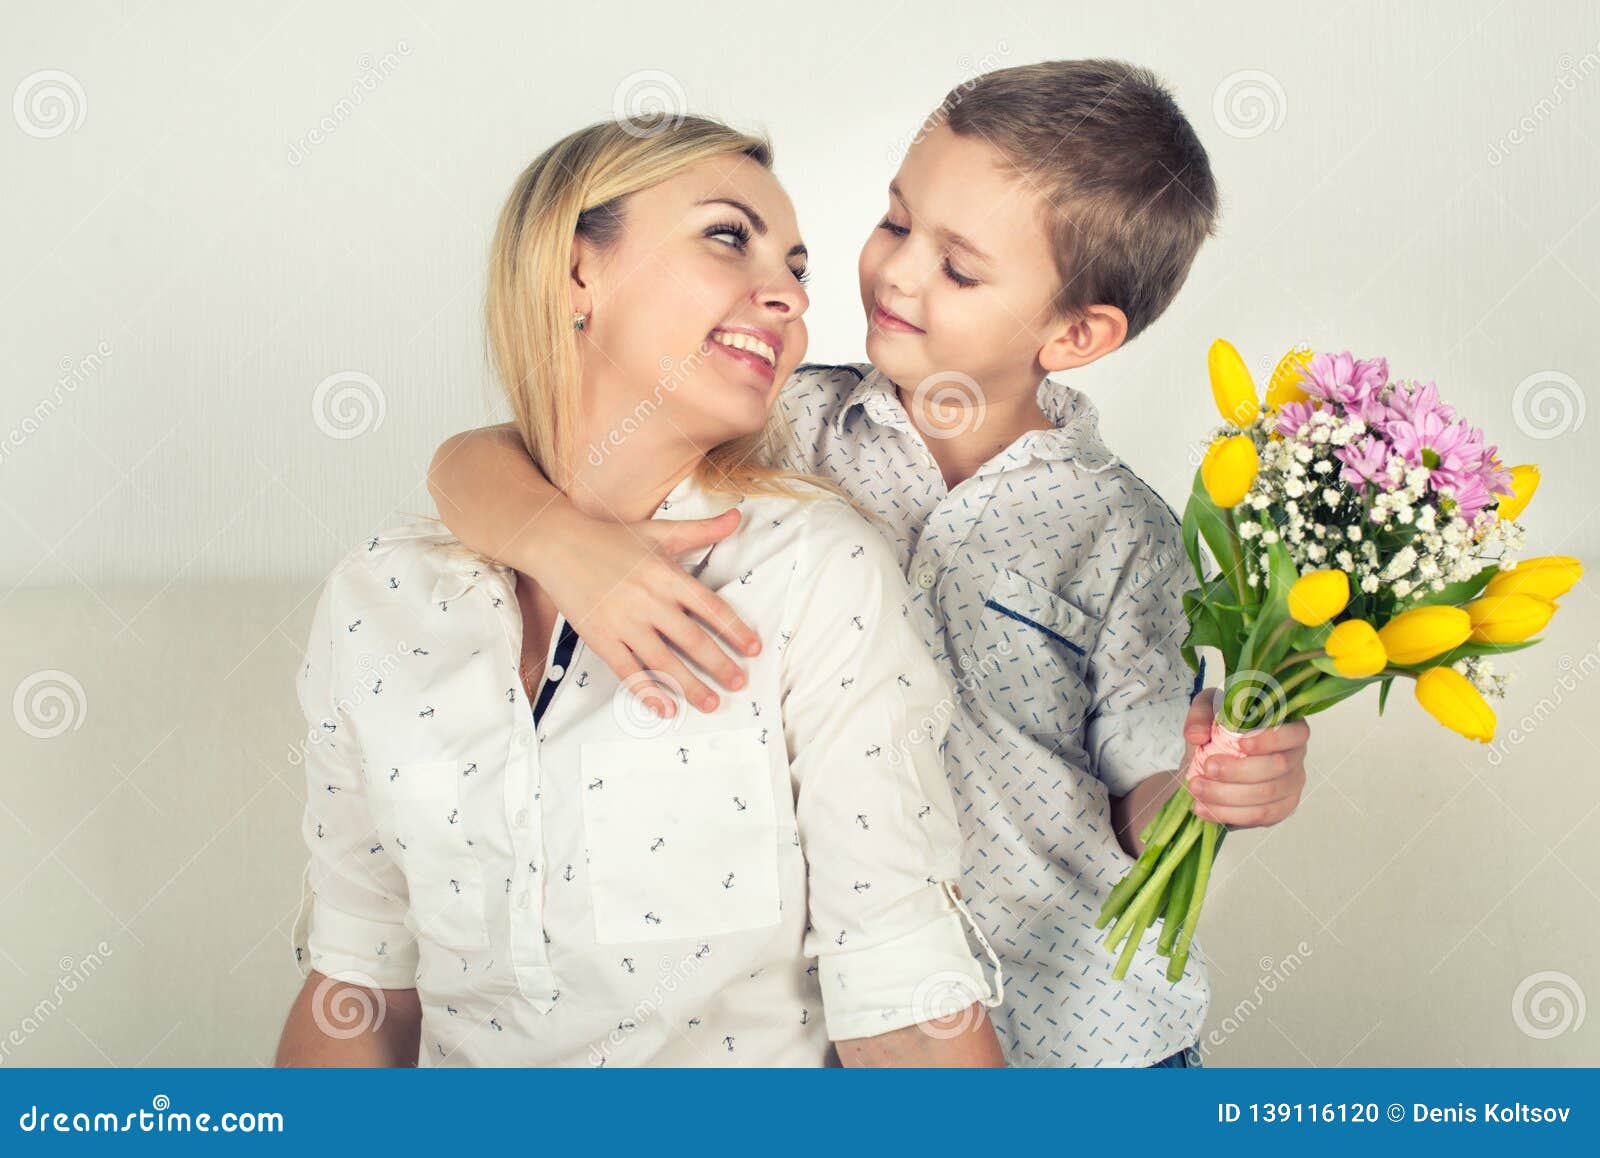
[{"xmin": 1097, "ymin": 339, "xmax": 1582, "ymax": 982}]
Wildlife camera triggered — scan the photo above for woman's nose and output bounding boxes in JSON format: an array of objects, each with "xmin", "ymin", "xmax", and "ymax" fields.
[{"xmin": 757, "ymin": 274, "xmax": 807, "ymax": 318}]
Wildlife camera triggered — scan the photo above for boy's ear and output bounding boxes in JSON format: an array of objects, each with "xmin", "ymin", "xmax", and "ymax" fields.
[{"xmin": 1038, "ymin": 303, "xmax": 1128, "ymax": 373}]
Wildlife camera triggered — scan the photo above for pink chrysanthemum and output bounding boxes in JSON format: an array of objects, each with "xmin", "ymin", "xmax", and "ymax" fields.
[
  {"xmin": 1335, "ymin": 434, "xmax": 1391, "ymax": 488},
  {"xmin": 1302, "ymin": 351, "xmax": 1390, "ymax": 414},
  {"xmin": 1275, "ymin": 400, "xmax": 1321, "ymax": 438}
]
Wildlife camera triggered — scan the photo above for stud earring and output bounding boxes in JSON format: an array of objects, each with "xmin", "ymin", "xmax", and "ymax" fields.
[{"xmin": 573, "ymin": 311, "xmax": 588, "ymax": 331}]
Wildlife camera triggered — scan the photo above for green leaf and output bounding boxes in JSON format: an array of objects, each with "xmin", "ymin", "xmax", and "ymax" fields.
[
  {"xmin": 1184, "ymin": 467, "xmax": 1246, "ymax": 607},
  {"xmin": 1237, "ymin": 533, "xmax": 1299, "ymax": 677},
  {"xmin": 1376, "ymin": 675, "xmax": 1395, "ymax": 715}
]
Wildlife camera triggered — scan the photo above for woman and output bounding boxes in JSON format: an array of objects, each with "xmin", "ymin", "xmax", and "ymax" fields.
[{"xmin": 275, "ymin": 115, "xmax": 1004, "ymax": 1067}]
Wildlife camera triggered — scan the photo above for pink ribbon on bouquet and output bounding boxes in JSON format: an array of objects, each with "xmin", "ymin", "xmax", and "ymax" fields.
[{"xmin": 1186, "ymin": 723, "xmax": 1253, "ymax": 785}]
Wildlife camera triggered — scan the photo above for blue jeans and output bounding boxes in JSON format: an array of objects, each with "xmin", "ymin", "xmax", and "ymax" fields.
[{"xmin": 1149, "ymin": 1044, "xmax": 1203, "ymax": 1068}]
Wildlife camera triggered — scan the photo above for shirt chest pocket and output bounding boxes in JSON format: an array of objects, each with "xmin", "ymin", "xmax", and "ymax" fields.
[
  {"xmin": 579, "ymin": 726, "xmax": 782, "ymax": 945},
  {"xmin": 367, "ymin": 760, "xmax": 492, "ymax": 951},
  {"xmin": 978, "ymin": 568, "xmax": 1098, "ymax": 698}
]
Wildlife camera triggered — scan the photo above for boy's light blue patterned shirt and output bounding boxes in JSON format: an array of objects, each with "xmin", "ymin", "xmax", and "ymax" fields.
[{"xmin": 776, "ymin": 362, "xmax": 1209, "ymax": 1067}]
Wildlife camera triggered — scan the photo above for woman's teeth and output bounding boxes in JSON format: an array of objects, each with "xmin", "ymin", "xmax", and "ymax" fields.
[{"xmin": 710, "ymin": 330, "xmax": 776, "ymax": 368}]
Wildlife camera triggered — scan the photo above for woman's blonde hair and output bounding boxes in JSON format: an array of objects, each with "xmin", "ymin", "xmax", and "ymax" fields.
[{"xmin": 484, "ymin": 113, "xmax": 836, "ymax": 505}]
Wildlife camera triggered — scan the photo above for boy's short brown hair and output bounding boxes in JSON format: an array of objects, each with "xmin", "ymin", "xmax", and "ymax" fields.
[{"xmin": 938, "ymin": 59, "xmax": 1218, "ymax": 342}]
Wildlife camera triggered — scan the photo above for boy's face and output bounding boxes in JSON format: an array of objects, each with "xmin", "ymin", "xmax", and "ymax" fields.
[{"xmin": 858, "ymin": 124, "xmax": 1068, "ymax": 401}]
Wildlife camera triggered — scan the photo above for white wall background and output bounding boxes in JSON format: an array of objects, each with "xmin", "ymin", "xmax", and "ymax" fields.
[{"xmin": 2, "ymin": 0, "xmax": 1597, "ymax": 1066}]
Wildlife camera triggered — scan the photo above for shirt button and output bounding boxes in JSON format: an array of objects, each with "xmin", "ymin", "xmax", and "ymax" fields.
[
  {"xmin": 514, "ymin": 808, "xmax": 530, "ymax": 827},
  {"xmin": 916, "ymin": 568, "xmax": 937, "ymax": 590},
  {"xmin": 548, "ymin": 664, "xmax": 565, "ymax": 681},
  {"xmin": 511, "ymin": 730, "xmax": 530, "ymax": 751},
  {"xmin": 516, "ymin": 891, "xmax": 531, "ymax": 909}
]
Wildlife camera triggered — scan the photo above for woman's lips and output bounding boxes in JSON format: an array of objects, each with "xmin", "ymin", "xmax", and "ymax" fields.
[
  {"xmin": 709, "ymin": 338, "xmax": 777, "ymax": 384},
  {"xmin": 871, "ymin": 303, "xmax": 924, "ymax": 334}
]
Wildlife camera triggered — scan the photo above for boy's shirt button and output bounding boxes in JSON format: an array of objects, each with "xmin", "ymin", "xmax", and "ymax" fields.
[{"xmin": 916, "ymin": 569, "xmax": 937, "ymax": 589}]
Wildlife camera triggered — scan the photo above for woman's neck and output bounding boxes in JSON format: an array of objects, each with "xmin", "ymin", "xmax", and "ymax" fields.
[{"xmin": 561, "ymin": 422, "xmax": 704, "ymax": 525}]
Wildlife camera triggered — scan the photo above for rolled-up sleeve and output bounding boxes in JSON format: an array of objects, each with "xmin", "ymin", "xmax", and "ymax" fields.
[
  {"xmin": 288, "ymin": 560, "xmax": 419, "ymax": 989},
  {"xmin": 779, "ymin": 499, "xmax": 1001, "ymax": 1042},
  {"xmin": 1084, "ymin": 497, "xmax": 1198, "ymax": 797}
]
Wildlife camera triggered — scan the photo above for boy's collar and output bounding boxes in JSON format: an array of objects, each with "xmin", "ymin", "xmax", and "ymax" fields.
[{"xmin": 834, "ymin": 366, "xmax": 1118, "ymax": 472}]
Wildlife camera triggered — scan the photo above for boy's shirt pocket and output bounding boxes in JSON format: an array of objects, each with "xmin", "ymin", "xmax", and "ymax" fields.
[
  {"xmin": 972, "ymin": 568, "xmax": 1098, "ymax": 737},
  {"xmin": 981, "ymin": 567, "xmax": 1098, "ymax": 657}
]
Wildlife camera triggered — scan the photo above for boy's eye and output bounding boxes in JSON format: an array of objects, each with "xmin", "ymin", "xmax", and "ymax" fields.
[
  {"xmin": 942, "ymin": 258, "xmax": 979, "ymax": 289},
  {"xmin": 877, "ymin": 217, "xmax": 909, "ymax": 238}
]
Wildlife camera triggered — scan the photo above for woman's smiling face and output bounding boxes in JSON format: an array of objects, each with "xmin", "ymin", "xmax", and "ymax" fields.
[{"xmin": 572, "ymin": 152, "xmax": 811, "ymax": 453}]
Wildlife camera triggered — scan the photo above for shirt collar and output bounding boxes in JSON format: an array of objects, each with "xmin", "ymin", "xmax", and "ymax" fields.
[
  {"xmin": 832, "ymin": 366, "xmax": 1118, "ymax": 472},
  {"xmin": 652, "ymin": 470, "xmax": 745, "ymax": 571},
  {"xmin": 429, "ymin": 471, "xmax": 738, "ymax": 608}
]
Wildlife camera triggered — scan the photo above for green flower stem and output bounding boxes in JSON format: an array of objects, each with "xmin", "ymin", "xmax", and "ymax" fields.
[
  {"xmin": 1105, "ymin": 817, "xmax": 1204, "ymax": 965},
  {"xmin": 1096, "ymin": 785, "xmax": 1193, "ymax": 928},
  {"xmin": 1166, "ymin": 819, "xmax": 1223, "ymax": 982},
  {"xmin": 1113, "ymin": 884, "xmax": 1163, "ymax": 978},
  {"xmin": 1156, "ymin": 837, "xmax": 1202, "ymax": 957}
]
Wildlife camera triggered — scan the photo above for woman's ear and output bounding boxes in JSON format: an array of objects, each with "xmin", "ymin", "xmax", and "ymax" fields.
[
  {"xmin": 568, "ymin": 238, "xmax": 596, "ymax": 319},
  {"xmin": 1038, "ymin": 304, "xmax": 1129, "ymax": 373}
]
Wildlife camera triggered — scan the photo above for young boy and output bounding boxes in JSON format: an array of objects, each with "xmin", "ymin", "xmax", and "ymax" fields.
[{"xmin": 426, "ymin": 60, "xmax": 1310, "ymax": 1066}]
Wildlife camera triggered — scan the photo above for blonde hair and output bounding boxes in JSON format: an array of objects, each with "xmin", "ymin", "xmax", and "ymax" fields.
[{"xmin": 484, "ymin": 113, "xmax": 838, "ymax": 506}]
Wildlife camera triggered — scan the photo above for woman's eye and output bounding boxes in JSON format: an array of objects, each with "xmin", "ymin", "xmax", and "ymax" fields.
[
  {"xmin": 706, "ymin": 221, "xmax": 751, "ymax": 249},
  {"xmin": 943, "ymin": 258, "xmax": 979, "ymax": 288},
  {"xmin": 791, "ymin": 267, "xmax": 810, "ymax": 285},
  {"xmin": 877, "ymin": 218, "xmax": 909, "ymax": 237}
]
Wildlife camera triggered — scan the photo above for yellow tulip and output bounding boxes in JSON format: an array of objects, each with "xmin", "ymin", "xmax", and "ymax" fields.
[
  {"xmin": 1200, "ymin": 434, "xmax": 1259, "ymax": 508},
  {"xmin": 1208, "ymin": 338, "xmax": 1260, "ymax": 427},
  {"xmin": 1496, "ymin": 464, "xmax": 1541, "ymax": 522},
  {"xmin": 1323, "ymin": 619, "xmax": 1387, "ymax": 678},
  {"xmin": 1377, "ymin": 605, "xmax": 1472, "ymax": 665},
  {"xmin": 1288, "ymin": 569, "xmax": 1350, "ymax": 626},
  {"xmin": 1415, "ymin": 666, "xmax": 1496, "ymax": 743},
  {"xmin": 1466, "ymin": 593, "xmax": 1556, "ymax": 643},
  {"xmin": 1484, "ymin": 556, "xmax": 1583, "ymax": 601},
  {"xmin": 1264, "ymin": 346, "xmax": 1313, "ymax": 410}
]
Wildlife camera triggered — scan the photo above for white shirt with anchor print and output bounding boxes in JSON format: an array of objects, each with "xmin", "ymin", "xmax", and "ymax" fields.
[
  {"xmin": 776, "ymin": 363, "xmax": 1208, "ymax": 1067},
  {"xmin": 290, "ymin": 473, "xmax": 1001, "ymax": 1066}
]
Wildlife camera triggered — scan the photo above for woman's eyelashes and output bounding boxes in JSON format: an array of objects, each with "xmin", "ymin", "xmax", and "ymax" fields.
[
  {"xmin": 705, "ymin": 220, "xmax": 809, "ymax": 285},
  {"xmin": 875, "ymin": 217, "xmax": 979, "ymax": 288}
]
